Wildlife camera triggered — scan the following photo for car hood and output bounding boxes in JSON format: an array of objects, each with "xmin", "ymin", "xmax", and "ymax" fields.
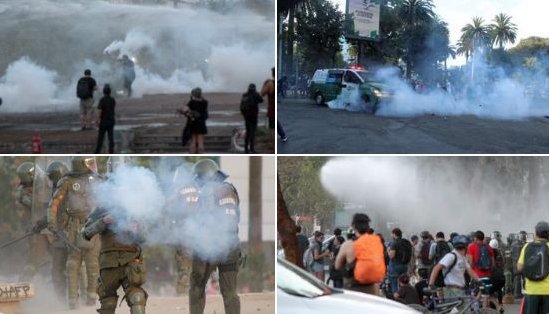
[
  {"xmin": 365, "ymin": 82, "xmax": 386, "ymax": 90},
  {"xmin": 277, "ymin": 288, "xmax": 420, "ymax": 314}
]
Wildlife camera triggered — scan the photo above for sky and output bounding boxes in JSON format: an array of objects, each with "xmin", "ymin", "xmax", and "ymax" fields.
[{"xmin": 330, "ymin": 0, "xmax": 549, "ymax": 66}]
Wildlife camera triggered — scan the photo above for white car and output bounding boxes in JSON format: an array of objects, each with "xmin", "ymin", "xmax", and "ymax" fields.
[{"xmin": 277, "ymin": 257, "xmax": 420, "ymax": 314}]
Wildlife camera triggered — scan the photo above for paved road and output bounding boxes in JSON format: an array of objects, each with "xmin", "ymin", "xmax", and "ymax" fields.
[{"xmin": 278, "ymin": 98, "xmax": 549, "ymax": 154}]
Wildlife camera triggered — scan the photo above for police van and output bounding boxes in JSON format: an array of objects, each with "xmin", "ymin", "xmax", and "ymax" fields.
[{"xmin": 309, "ymin": 67, "xmax": 391, "ymax": 113}]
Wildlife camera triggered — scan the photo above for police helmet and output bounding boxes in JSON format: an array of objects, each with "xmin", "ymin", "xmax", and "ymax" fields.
[
  {"xmin": 16, "ymin": 162, "xmax": 35, "ymax": 186},
  {"xmin": 192, "ymin": 159, "xmax": 219, "ymax": 183},
  {"xmin": 518, "ymin": 230, "xmax": 527, "ymax": 242},
  {"xmin": 535, "ymin": 221, "xmax": 549, "ymax": 239},
  {"xmin": 489, "ymin": 239, "xmax": 499, "ymax": 249},
  {"xmin": 46, "ymin": 161, "xmax": 68, "ymax": 185},
  {"xmin": 491, "ymin": 231, "xmax": 502, "ymax": 240},
  {"xmin": 71, "ymin": 156, "xmax": 97, "ymax": 174}
]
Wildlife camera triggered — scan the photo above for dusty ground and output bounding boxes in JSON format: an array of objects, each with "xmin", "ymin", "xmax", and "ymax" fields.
[
  {"xmin": 18, "ymin": 292, "xmax": 274, "ymax": 314},
  {"xmin": 0, "ymin": 93, "xmax": 273, "ymax": 154},
  {"xmin": 278, "ymin": 97, "xmax": 549, "ymax": 154}
]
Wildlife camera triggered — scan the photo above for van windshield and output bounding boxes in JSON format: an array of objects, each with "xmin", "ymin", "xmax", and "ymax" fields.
[{"xmin": 355, "ymin": 70, "xmax": 372, "ymax": 82}]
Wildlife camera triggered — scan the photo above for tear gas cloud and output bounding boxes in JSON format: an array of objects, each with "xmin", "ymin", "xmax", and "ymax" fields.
[
  {"xmin": 92, "ymin": 162, "xmax": 240, "ymax": 262},
  {"xmin": 0, "ymin": 0, "xmax": 274, "ymax": 112},
  {"xmin": 320, "ymin": 157, "xmax": 548, "ymax": 236}
]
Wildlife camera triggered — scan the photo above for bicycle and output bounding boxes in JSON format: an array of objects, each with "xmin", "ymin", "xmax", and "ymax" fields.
[{"xmin": 408, "ymin": 278, "xmax": 499, "ymax": 314}]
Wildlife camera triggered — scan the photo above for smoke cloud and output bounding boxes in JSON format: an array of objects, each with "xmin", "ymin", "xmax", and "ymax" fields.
[
  {"xmin": 91, "ymin": 162, "xmax": 239, "ymax": 263},
  {"xmin": 320, "ymin": 157, "xmax": 547, "ymax": 237},
  {"xmin": 0, "ymin": 0, "xmax": 274, "ymax": 112}
]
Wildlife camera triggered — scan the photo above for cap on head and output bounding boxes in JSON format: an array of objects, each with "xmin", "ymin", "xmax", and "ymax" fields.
[
  {"xmin": 46, "ymin": 161, "xmax": 68, "ymax": 185},
  {"xmin": 84, "ymin": 69, "xmax": 91, "ymax": 76},
  {"xmin": 452, "ymin": 235, "xmax": 469, "ymax": 249},
  {"xmin": 17, "ymin": 162, "xmax": 35, "ymax": 186},
  {"xmin": 192, "ymin": 159, "xmax": 219, "ymax": 184}
]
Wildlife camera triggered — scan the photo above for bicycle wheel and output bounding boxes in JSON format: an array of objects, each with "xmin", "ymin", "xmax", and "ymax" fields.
[{"xmin": 407, "ymin": 304, "xmax": 430, "ymax": 313}]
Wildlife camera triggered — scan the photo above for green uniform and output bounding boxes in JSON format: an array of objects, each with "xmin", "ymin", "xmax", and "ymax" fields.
[
  {"xmin": 48, "ymin": 172, "xmax": 101, "ymax": 308},
  {"xmin": 16, "ymin": 184, "xmax": 51, "ymax": 281},
  {"xmin": 189, "ymin": 180, "xmax": 241, "ymax": 314},
  {"xmin": 96, "ymin": 229, "xmax": 147, "ymax": 314},
  {"xmin": 511, "ymin": 240, "xmax": 526, "ymax": 298},
  {"xmin": 173, "ymin": 183, "xmax": 200, "ymax": 295}
]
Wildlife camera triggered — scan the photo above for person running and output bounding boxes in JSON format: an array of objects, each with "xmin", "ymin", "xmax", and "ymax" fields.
[
  {"xmin": 182, "ymin": 87, "xmax": 208, "ymax": 154},
  {"xmin": 517, "ymin": 221, "xmax": 549, "ymax": 314},
  {"xmin": 94, "ymin": 84, "xmax": 116, "ymax": 154}
]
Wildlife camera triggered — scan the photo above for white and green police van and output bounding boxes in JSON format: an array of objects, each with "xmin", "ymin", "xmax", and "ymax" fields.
[{"xmin": 309, "ymin": 67, "xmax": 391, "ymax": 113}]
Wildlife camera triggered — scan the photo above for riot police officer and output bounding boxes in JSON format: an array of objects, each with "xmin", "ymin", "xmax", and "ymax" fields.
[
  {"xmin": 170, "ymin": 164, "xmax": 200, "ymax": 296},
  {"xmin": 189, "ymin": 159, "xmax": 241, "ymax": 314},
  {"xmin": 15, "ymin": 162, "xmax": 34, "ymax": 229},
  {"xmin": 511, "ymin": 230, "xmax": 528, "ymax": 299},
  {"xmin": 46, "ymin": 160, "xmax": 70, "ymax": 301},
  {"xmin": 81, "ymin": 206, "xmax": 147, "ymax": 314},
  {"xmin": 47, "ymin": 156, "xmax": 101, "ymax": 309}
]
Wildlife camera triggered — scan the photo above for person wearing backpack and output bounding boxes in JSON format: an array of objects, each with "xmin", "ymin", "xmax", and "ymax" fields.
[
  {"xmin": 467, "ymin": 230, "xmax": 496, "ymax": 279},
  {"xmin": 428, "ymin": 232, "xmax": 453, "ymax": 294},
  {"xmin": 417, "ymin": 231, "xmax": 433, "ymax": 276},
  {"xmin": 489, "ymin": 238, "xmax": 506, "ymax": 311},
  {"xmin": 388, "ymin": 228, "xmax": 412, "ymax": 295},
  {"xmin": 240, "ymin": 84, "xmax": 263, "ymax": 153},
  {"xmin": 76, "ymin": 69, "xmax": 98, "ymax": 131},
  {"xmin": 335, "ymin": 213, "xmax": 385, "ymax": 296},
  {"xmin": 296, "ymin": 226, "xmax": 309, "ymax": 270},
  {"xmin": 429, "ymin": 235, "xmax": 480, "ymax": 301},
  {"xmin": 517, "ymin": 221, "xmax": 549, "ymax": 314}
]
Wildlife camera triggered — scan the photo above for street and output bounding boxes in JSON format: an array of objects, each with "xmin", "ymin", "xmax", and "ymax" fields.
[{"xmin": 277, "ymin": 97, "xmax": 549, "ymax": 154}]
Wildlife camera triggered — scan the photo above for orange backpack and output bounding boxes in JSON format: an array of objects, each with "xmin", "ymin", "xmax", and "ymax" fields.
[{"xmin": 353, "ymin": 234, "xmax": 386, "ymax": 284}]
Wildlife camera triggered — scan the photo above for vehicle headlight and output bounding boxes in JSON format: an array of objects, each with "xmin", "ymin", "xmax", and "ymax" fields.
[{"xmin": 373, "ymin": 89, "xmax": 383, "ymax": 97}]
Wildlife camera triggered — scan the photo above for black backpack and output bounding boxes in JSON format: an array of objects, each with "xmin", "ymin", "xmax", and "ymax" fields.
[
  {"xmin": 419, "ymin": 240, "xmax": 432, "ymax": 266},
  {"xmin": 476, "ymin": 243, "xmax": 493, "ymax": 270},
  {"xmin": 523, "ymin": 241, "xmax": 549, "ymax": 281},
  {"xmin": 240, "ymin": 93, "xmax": 255, "ymax": 116},
  {"xmin": 395, "ymin": 238, "xmax": 413, "ymax": 264},
  {"xmin": 434, "ymin": 241, "xmax": 452, "ymax": 263},
  {"xmin": 77, "ymin": 78, "xmax": 91, "ymax": 99}
]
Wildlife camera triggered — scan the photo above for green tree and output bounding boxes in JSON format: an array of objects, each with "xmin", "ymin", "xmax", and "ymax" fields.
[
  {"xmin": 460, "ymin": 17, "xmax": 491, "ymax": 53},
  {"xmin": 490, "ymin": 13, "xmax": 518, "ymax": 50},
  {"xmin": 294, "ymin": 0, "xmax": 344, "ymax": 74}
]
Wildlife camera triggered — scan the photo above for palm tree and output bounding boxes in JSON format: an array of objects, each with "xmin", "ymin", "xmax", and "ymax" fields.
[
  {"xmin": 397, "ymin": 0, "xmax": 435, "ymax": 78},
  {"xmin": 490, "ymin": 13, "xmax": 518, "ymax": 49},
  {"xmin": 456, "ymin": 38, "xmax": 473, "ymax": 63},
  {"xmin": 461, "ymin": 17, "xmax": 491, "ymax": 80}
]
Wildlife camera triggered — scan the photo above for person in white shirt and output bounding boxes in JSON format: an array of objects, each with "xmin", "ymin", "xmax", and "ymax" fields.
[{"xmin": 429, "ymin": 235, "xmax": 479, "ymax": 300}]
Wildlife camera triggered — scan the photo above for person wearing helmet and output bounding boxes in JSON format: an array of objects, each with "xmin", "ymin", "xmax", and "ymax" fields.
[
  {"xmin": 46, "ymin": 160, "xmax": 71, "ymax": 301},
  {"xmin": 511, "ymin": 230, "xmax": 528, "ymax": 298},
  {"xmin": 15, "ymin": 162, "xmax": 35, "ymax": 227},
  {"xmin": 189, "ymin": 159, "xmax": 241, "ymax": 314},
  {"xmin": 429, "ymin": 235, "xmax": 480, "ymax": 301},
  {"xmin": 46, "ymin": 156, "xmax": 101, "ymax": 309},
  {"xmin": 489, "ymin": 238, "xmax": 506, "ymax": 310},
  {"xmin": 167, "ymin": 162, "xmax": 200, "ymax": 296},
  {"xmin": 517, "ymin": 221, "xmax": 549, "ymax": 314}
]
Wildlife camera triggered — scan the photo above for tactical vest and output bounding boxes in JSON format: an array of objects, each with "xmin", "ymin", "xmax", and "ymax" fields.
[
  {"xmin": 179, "ymin": 183, "xmax": 200, "ymax": 213},
  {"xmin": 65, "ymin": 174, "xmax": 98, "ymax": 220},
  {"xmin": 15, "ymin": 185, "xmax": 33, "ymax": 213},
  {"xmin": 210, "ymin": 181, "xmax": 240, "ymax": 235},
  {"xmin": 99, "ymin": 228, "xmax": 141, "ymax": 269}
]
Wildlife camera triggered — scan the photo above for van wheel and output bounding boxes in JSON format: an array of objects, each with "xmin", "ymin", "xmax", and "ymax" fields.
[{"xmin": 315, "ymin": 94, "xmax": 324, "ymax": 106}]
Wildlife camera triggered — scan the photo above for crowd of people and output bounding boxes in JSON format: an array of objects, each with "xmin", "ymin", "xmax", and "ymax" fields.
[
  {"xmin": 296, "ymin": 214, "xmax": 549, "ymax": 314},
  {"xmin": 78, "ymin": 65, "xmax": 276, "ymax": 154}
]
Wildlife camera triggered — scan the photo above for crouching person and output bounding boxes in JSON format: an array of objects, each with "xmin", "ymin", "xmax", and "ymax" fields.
[{"xmin": 82, "ymin": 207, "xmax": 147, "ymax": 314}]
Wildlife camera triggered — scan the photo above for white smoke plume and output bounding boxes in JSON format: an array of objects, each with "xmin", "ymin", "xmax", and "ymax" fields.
[
  {"xmin": 0, "ymin": 0, "xmax": 274, "ymax": 112},
  {"xmin": 320, "ymin": 157, "xmax": 548, "ymax": 237},
  {"xmin": 91, "ymin": 162, "xmax": 240, "ymax": 262}
]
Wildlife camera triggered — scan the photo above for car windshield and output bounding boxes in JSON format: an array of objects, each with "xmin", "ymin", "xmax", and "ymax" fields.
[
  {"xmin": 277, "ymin": 257, "xmax": 334, "ymax": 298},
  {"xmin": 355, "ymin": 70, "xmax": 372, "ymax": 82}
]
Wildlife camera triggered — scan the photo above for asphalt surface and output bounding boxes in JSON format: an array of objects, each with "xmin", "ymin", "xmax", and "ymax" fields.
[{"xmin": 277, "ymin": 97, "xmax": 549, "ymax": 154}]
